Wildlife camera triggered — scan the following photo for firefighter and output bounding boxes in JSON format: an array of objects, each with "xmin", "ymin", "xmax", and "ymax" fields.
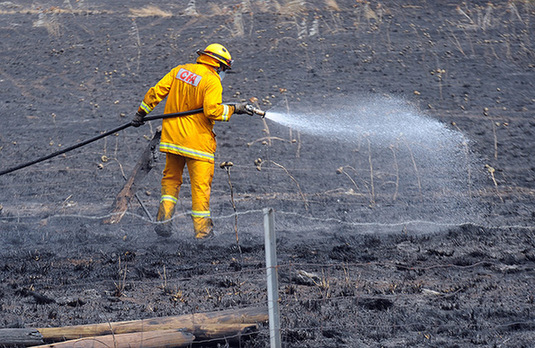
[{"xmin": 131, "ymin": 43, "xmax": 250, "ymax": 239}]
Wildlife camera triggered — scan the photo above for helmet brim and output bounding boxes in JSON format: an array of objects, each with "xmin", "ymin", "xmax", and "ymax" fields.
[{"xmin": 196, "ymin": 49, "xmax": 233, "ymax": 69}]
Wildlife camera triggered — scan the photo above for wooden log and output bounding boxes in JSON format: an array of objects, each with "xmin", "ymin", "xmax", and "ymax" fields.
[
  {"xmin": 0, "ymin": 328, "xmax": 44, "ymax": 346},
  {"xmin": 189, "ymin": 323, "xmax": 258, "ymax": 342},
  {"xmin": 103, "ymin": 128, "xmax": 161, "ymax": 224},
  {"xmin": 37, "ymin": 306, "xmax": 268, "ymax": 342},
  {"xmin": 31, "ymin": 329, "xmax": 193, "ymax": 348}
]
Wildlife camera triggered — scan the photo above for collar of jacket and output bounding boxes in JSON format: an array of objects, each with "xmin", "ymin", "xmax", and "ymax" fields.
[{"xmin": 198, "ymin": 63, "xmax": 222, "ymax": 80}]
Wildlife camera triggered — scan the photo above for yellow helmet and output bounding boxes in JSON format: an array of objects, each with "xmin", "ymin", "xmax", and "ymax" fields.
[{"xmin": 196, "ymin": 43, "xmax": 233, "ymax": 70}]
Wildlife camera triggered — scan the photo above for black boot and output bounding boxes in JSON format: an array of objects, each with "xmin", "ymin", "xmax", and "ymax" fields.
[{"xmin": 154, "ymin": 220, "xmax": 173, "ymax": 237}]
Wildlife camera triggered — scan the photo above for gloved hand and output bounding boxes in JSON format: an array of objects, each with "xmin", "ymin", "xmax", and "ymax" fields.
[
  {"xmin": 233, "ymin": 102, "xmax": 253, "ymax": 115},
  {"xmin": 131, "ymin": 112, "xmax": 145, "ymax": 127}
]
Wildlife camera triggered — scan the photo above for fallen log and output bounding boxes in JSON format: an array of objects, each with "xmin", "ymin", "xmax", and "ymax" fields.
[
  {"xmin": 103, "ymin": 127, "xmax": 161, "ymax": 224},
  {"xmin": 0, "ymin": 328, "xmax": 44, "ymax": 346},
  {"xmin": 187, "ymin": 323, "xmax": 258, "ymax": 342},
  {"xmin": 31, "ymin": 329, "xmax": 193, "ymax": 348},
  {"xmin": 37, "ymin": 306, "xmax": 268, "ymax": 342}
]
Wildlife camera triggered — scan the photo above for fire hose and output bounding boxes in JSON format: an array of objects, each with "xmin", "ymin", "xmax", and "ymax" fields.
[{"xmin": 0, "ymin": 104, "xmax": 266, "ymax": 176}]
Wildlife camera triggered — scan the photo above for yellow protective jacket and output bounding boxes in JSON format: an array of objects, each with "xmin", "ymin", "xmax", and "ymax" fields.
[{"xmin": 137, "ymin": 63, "xmax": 234, "ymax": 163}]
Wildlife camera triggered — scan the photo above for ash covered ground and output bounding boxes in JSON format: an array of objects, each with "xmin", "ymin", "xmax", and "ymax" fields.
[{"xmin": 1, "ymin": 1, "xmax": 535, "ymax": 347}]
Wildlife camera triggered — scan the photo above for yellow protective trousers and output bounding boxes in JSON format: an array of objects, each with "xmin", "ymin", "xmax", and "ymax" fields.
[{"xmin": 157, "ymin": 153, "xmax": 214, "ymax": 238}]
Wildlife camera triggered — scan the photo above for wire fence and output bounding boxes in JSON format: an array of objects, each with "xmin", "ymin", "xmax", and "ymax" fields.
[{"xmin": 1, "ymin": 199, "xmax": 534, "ymax": 346}]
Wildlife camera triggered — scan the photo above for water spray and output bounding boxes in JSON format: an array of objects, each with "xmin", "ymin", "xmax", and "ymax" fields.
[{"xmin": 256, "ymin": 95, "xmax": 486, "ymax": 227}]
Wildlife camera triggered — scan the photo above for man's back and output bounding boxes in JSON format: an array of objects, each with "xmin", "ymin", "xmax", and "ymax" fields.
[{"xmin": 160, "ymin": 63, "xmax": 225, "ymax": 162}]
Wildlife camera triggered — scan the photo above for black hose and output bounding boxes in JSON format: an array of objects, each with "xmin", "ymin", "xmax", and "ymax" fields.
[{"xmin": 0, "ymin": 108, "xmax": 203, "ymax": 176}]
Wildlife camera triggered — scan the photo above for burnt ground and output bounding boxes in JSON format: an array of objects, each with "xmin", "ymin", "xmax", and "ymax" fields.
[{"xmin": 1, "ymin": 0, "xmax": 535, "ymax": 347}]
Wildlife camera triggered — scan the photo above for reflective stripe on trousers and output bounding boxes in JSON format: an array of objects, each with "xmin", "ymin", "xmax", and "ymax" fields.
[{"xmin": 157, "ymin": 153, "xmax": 214, "ymax": 233}]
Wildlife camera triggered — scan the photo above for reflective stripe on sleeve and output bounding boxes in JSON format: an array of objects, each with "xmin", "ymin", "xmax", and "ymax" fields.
[
  {"xmin": 140, "ymin": 101, "xmax": 153, "ymax": 114},
  {"xmin": 221, "ymin": 104, "xmax": 230, "ymax": 121}
]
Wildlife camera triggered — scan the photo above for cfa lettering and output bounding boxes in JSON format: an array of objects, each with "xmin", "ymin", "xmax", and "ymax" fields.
[{"xmin": 177, "ymin": 68, "xmax": 201, "ymax": 87}]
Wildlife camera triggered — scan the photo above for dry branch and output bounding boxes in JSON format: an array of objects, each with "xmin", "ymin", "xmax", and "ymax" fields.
[
  {"xmin": 491, "ymin": 119, "xmax": 498, "ymax": 160},
  {"xmin": 270, "ymin": 161, "xmax": 309, "ymax": 211},
  {"xmin": 402, "ymin": 138, "xmax": 422, "ymax": 197},
  {"xmin": 103, "ymin": 128, "xmax": 161, "ymax": 224},
  {"xmin": 247, "ymin": 136, "xmax": 288, "ymax": 147},
  {"xmin": 129, "ymin": 6, "xmax": 172, "ymax": 18},
  {"xmin": 451, "ymin": 122, "xmax": 473, "ymax": 197},
  {"xmin": 33, "ymin": 329, "xmax": 193, "ymax": 348},
  {"xmin": 220, "ymin": 162, "xmax": 242, "ymax": 255},
  {"xmin": 366, "ymin": 137, "xmax": 376, "ymax": 207},
  {"xmin": 388, "ymin": 145, "xmax": 400, "ymax": 201},
  {"xmin": 36, "ymin": 306, "xmax": 267, "ymax": 341}
]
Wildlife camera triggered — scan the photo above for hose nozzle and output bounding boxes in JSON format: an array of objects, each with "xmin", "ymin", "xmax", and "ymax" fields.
[{"xmin": 245, "ymin": 104, "xmax": 266, "ymax": 118}]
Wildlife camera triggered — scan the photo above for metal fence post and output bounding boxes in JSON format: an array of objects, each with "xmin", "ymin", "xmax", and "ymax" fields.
[{"xmin": 263, "ymin": 208, "xmax": 281, "ymax": 348}]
